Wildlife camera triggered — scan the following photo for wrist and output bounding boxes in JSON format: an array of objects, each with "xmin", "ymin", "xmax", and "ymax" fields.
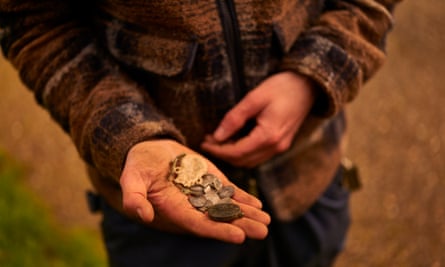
[{"xmin": 281, "ymin": 71, "xmax": 318, "ymax": 105}]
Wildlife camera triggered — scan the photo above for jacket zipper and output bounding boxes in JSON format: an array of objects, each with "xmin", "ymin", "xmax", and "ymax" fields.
[
  {"xmin": 217, "ymin": 0, "xmax": 256, "ymax": 138},
  {"xmin": 216, "ymin": 0, "xmax": 256, "ymax": 139},
  {"xmin": 216, "ymin": 0, "xmax": 246, "ymax": 100},
  {"xmin": 216, "ymin": 1, "xmax": 258, "ymax": 195}
]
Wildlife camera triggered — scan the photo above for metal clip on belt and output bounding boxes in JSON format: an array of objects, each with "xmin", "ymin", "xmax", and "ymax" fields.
[{"xmin": 340, "ymin": 157, "xmax": 362, "ymax": 192}]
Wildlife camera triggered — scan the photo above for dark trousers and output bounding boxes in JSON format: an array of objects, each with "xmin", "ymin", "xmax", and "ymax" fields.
[{"xmin": 94, "ymin": 169, "xmax": 350, "ymax": 267}]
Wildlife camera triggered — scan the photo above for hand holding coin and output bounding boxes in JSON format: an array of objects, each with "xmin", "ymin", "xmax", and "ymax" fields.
[{"xmin": 120, "ymin": 140, "xmax": 271, "ymax": 243}]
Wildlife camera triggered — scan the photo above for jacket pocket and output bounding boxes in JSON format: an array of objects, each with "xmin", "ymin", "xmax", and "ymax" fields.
[{"xmin": 106, "ymin": 21, "xmax": 198, "ymax": 77}]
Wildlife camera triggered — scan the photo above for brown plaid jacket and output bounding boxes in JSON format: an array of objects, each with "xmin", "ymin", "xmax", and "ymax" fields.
[{"xmin": 0, "ymin": 0, "xmax": 400, "ymax": 221}]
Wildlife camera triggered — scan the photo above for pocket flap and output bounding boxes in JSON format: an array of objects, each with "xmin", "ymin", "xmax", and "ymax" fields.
[{"xmin": 107, "ymin": 22, "xmax": 198, "ymax": 77}]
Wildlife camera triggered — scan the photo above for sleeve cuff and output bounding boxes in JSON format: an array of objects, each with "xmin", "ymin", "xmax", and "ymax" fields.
[
  {"xmin": 88, "ymin": 102, "xmax": 185, "ymax": 181},
  {"xmin": 280, "ymin": 34, "xmax": 362, "ymax": 117}
]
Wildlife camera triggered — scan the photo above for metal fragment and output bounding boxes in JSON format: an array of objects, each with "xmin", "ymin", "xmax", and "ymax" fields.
[
  {"xmin": 217, "ymin": 185, "xmax": 235, "ymax": 199},
  {"xmin": 188, "ymin": 195, "xmax": 207, "ymax": 208},
  {"xmin": 207, "ymin": 203, "xmax": 244, "ymax": 222}
]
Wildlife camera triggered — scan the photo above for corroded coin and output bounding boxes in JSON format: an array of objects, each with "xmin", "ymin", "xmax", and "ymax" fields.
[
  {"xmin": 201, "ymin": 173, "xmax": 223, "ymax": 190},
  {"xmin": 207, "ymin": 203, "xmax": 244, "ymax": 222},
  {"xmin": 188, "ymin": 195, "xmax": 207, "ymax": 208},
  {"xmin": 189, "ymin": 185, "xmax": 205, "ymax": 196},
  {"xmin": 217, "ymin": 185, "xmax": 235, "ymax": 199}
]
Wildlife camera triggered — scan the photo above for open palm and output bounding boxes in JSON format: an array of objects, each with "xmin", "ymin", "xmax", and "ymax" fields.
[{"xmin": 120, "ymin": 139, "xmax": 271, "ymax": 244}]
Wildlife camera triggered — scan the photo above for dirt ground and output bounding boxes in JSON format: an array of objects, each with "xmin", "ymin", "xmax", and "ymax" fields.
[{"xmin": 0, "ymin": 1, "xmax": 444, "ymax": 266}]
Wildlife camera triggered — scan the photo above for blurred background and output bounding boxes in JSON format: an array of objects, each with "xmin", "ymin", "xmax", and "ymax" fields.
[{"xmin": 0, "ymin": 1, "xmax": 443, "ymax": 266}]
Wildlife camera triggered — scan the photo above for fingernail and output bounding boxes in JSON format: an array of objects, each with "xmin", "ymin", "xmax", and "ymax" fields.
[
  {"xmin": 214, "ymin": 127, "xmax": 226, "ymax": 141},
  {"xmin": 136, "ymin": 208, "xmax": 144, "ymax": 219}
]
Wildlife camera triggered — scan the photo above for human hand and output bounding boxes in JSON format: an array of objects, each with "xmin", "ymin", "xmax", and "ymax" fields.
[
  {"xmin": 201, "ymin": 71, "xmax": 316, "ymax": 168},
  {"xmin": 119, "ymin": 139, "xmax": 271, "ymax": 244}
]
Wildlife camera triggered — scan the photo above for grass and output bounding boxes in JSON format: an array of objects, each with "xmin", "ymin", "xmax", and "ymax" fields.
[{"xmin": 0, "ymin": 152, "xmax": 108, "ymax": 267}]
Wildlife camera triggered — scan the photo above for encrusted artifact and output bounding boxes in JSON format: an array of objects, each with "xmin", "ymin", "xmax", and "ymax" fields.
[{"xmin": 169, "ymin": 154, "xmax": 244, "ymax": 222}]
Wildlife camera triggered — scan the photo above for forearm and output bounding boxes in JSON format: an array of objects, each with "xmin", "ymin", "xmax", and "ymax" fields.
[
  {"xmin": 0, "ymin": 0, "xmax": 185, "ymax": 180},
  {"xmin": 280, "ymin": 0, "xmax": 402, "ymax": 116}
]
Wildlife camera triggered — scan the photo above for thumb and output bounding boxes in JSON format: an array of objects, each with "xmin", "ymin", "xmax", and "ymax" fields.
[
  {"xmin": 120, "ymin": 171, "xmax": 155, "ymax": 223},
  {"xmin": 214, "ymin": 91, "xmax": 264, "ymax": 142},
  {"xmin": 124, "ymin": 191, "xmax": 155, "ymax": 223}
]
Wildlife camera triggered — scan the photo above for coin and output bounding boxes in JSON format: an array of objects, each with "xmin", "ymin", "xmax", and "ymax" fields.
[
  {"xmin": 203, "ymin": 189, "xmax": 220, "ymax": 205},
  {"xmin": 189, "ymin": 185, "xmax": 205, "ymax": 196},
  {"xmin": 207, "ymin": 203, "xmax": 243, "ymax": 222},
  {"xmin": 217, "ymin": 185, "xmax": 235, "ymax": 199},
  {"xmin": 201, "ymin": 173, "xmax": 218, "ymax": 187},
  {"xmin": 188, "ymin": 195, "xmax": 207, "ymax": 208}
]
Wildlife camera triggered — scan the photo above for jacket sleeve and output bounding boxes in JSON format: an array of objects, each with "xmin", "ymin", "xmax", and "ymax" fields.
[
  {"xmin": 280, "ymin": 0, "xmax": 402, "ymax": 116},
  {"xmin": 0, "ymin": 0, "xmax": 185, "ymax": 181}
]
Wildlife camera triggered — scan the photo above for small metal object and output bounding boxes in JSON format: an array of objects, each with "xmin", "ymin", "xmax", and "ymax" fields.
[
  {"xmin": 207, "ymin": 203, "xmax": 244, "ymax": 222},
  {"xmin": 201, "ymin": 173, "xmax": 218, "ymax": 187},
  {"xmin": 189, "ymin": 185, "xmax": 205, "ymax": 196},
  {"xmin": 201, "ymin": 200, "xmax": 214, "ymax": 211},
  {"xmin": 168, "ymin": 154, "xmax": 244, "ymax": 222},
  {"xmin": 217, "ymin": 185, "xmax": 235, "ymax": 199},
  {"xmin": 341, "ymin": 157, "xmax": 362, "ymax": 191},
  {"xmin": 204, "ymin": 189, "xmax": 221, "ymax": 205},
  {"xmin": 188, "ymin": 195, "xmax": 208, "ymax": 208}
]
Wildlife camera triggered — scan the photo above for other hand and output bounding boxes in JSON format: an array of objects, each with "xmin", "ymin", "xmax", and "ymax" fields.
[{"xmin": 201, "ymin": 71, "xmax": 316, "ymax": 168}]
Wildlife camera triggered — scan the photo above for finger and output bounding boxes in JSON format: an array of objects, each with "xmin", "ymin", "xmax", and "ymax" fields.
[
  {"xmin": 168, "ymin": 203, "xmax": 247, "ymax": 244},
  {"xmin": 232, "ymin": 216, "xmax": 269, "ymax": 240},
  {"xmin": 120, "ymin": 171, "xmax": 155, "ymax": 223},
  {"xmin": 231, "ymin": 185, "xmax": 263, "ymax": 209},
  {"xmin": 126, "ymin": 192, "xmax": 156, "ymax": 223},
  {"xmin": 202, "ymin": 127, "xmax": 274, "ymax": 167},
  {"xmin": 228, "ymin": 124, "xmax": 296, "ymax": 167},
  {"xmin": 237, "ymin": 147, "xmax": 275, "ymax": 168},
  {"xmin": 186, "ymin": 208, "xmax": 268, "ymax": 242},
  {"xmin": 214, "ymin": 91, "xmax": 265, "ymax": 142},
  {"xmin": 236, "ymin": 201, "xmax": 271, "ymax": 226},
  {"xmin": 197, "ymin": 223, "xmax": 247, "ymax": 244},
  {"xmin": 199, "ymin": 223, "xmax": 246, "ymax": 244},
  {"xmin": 202, "ymin": 133, "xmax": 259, "ymax": 160},
  {"xmin": 229, "ymin": 201, "xmax": 270, "ymax": 240},
  {"xmin": 168, "ymin": 193, "xmax": 269, "ymax": 243}
]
